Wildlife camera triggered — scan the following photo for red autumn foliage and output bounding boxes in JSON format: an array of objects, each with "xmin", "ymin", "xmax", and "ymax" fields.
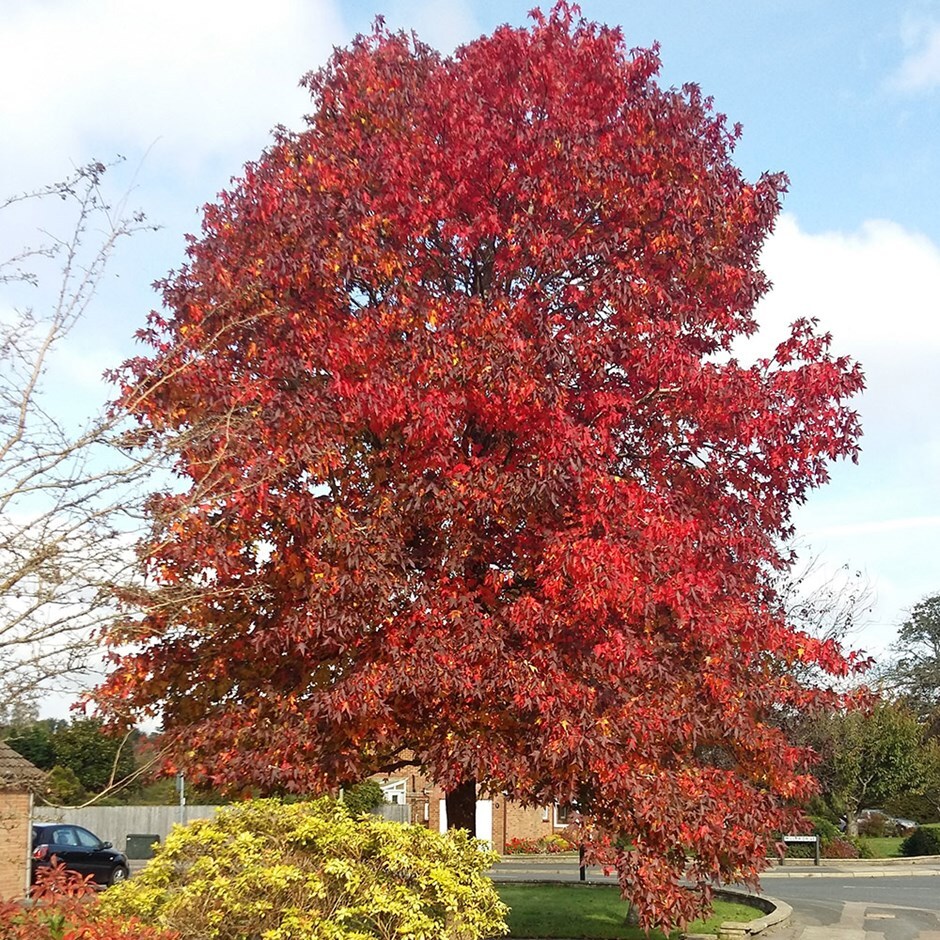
[
  {"xmin": 821, "ymin": 838, "xmax": 862, "ymax": 859},
  {"xmin": 99, "ymin": 5, "xmax": 864, "ymax": 931},
  {"xmin": 0, "ymin": 863, "xmax": 175, "ymax": 940}
]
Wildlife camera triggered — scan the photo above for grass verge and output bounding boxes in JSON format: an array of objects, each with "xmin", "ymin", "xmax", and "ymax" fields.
[
  {"xmin": 859, "ymin": 836, "xmax": 903, "ymax": 858},
  {"xmin": 495, "ymin": 883, "xmax": 758, "ymax": 939}
]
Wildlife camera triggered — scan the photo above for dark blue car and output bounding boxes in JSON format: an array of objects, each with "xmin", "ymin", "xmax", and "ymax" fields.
[{"xmin": 32, "ymin": 823, "xmax": 129, "ymax": 886}]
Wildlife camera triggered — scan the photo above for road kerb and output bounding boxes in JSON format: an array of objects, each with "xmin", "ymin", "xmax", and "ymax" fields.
[{"xmin": 762, "ymin": 866, "xmax": 940, "ymax": 879}]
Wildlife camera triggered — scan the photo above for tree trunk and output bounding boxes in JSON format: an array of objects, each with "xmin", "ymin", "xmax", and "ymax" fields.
[
  {"xmin": 445, "ymin": 777, "xmax": 477, "ymax": 835},
  {"xmin": 844, "ymin": 797, "xmax": 860, "ymax": 839}
]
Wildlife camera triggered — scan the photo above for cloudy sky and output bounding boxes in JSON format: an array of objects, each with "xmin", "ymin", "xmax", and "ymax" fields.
[{"xmin": 2, "ymin": 0, "xmax": 939, "ymax": 665}]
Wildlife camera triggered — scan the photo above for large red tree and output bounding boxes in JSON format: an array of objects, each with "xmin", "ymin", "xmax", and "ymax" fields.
[{"xmin": 101, "ymin": 7, "xmax": 864, "ymax": 930}]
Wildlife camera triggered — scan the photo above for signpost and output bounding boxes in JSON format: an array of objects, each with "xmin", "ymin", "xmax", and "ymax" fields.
[{"xmin": 782, "ymin": 833, "xmax": 820, "ymax": 866}]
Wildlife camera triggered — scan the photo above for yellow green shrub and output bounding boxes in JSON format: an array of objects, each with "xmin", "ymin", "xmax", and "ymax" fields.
[{"xmin": 98, "ymin": 797, "xmax": 507, "ymax": 940}]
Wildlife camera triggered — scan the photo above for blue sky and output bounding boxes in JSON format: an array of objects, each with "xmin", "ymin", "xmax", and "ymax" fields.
[{"xmin": 2, "ymin": 0, "xmax": 939, "ymax": 664}]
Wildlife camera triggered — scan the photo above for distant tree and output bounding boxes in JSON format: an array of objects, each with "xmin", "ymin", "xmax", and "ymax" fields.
[
  {"xmin": 98, "ymin": 7, "xmax": 865, "ymax": 931},
  {"xmin": 0, "ymin": 698, "xmax": 39, "ymax": 728},
  {"xmin": 45, "ymin": 764, "xmax": 87, "ymax": 804},
  {"xmin": 911, "ymin": 737, "xmax": 940, "ymax": 823},
  {"xmin": 49, "ymin": 717, "xmax": 137, "ymax": 794},
  {"xmin": 5, "ymin": 715, "xmax": 141, "ymax": 802},
  {"xmin": 883, "ymin": 594, "xmax": 940, "ymax": 721},
  {"xmin": 875, "ymin": 738, "xmax": 940, "ymax": 826},
  {"xmin": 767, "ymin": 558, "xmax": 874, "ymax": 710},
  {"xmin": 4, "ymin": 717, "xmax": 64, "ymax": 770},
  {"xmin": 805, "ymin": 700, "xmax": 924, "ymax": 839}
]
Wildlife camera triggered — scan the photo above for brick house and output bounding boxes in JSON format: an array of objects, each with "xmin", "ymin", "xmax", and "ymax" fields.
[
  {"xmin": 371, "ymin": 764, "xmax": 571, "ymax": 853},
  {"xmin": 0, "ymin": 740, "xmax": 45, "ymax": 898}
]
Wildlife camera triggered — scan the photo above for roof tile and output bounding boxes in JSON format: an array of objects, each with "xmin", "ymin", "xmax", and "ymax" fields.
[{"xmin": 0, "ymin": 739, "xmax": 46, "ymax": 790}]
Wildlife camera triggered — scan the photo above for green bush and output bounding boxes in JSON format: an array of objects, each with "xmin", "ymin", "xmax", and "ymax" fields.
[
  {"xmin": 342, "ymin": 780, "xmax": 385, "ymax": 816},
  {"xmin": 855, "ymin": 838, "xmax": 876, "ymax": 859},
  {"xmin": 782, "ymin": 841, "xmax": 816, "ymax": 859},
  {"xmin": 901, "ymin": 827, "xmax": 940, "ymax": 857},
  {"xmin": 44, "ymin": 764, "xmax": 87, "ymax": 804},
  {"xmin": 857, "ymin": 813, "xmax": 891, "ymax": 838},
  {"xmin": 809, "ymin": 816, "xmax": 841, "ymax": 846},
  {"xmin": 99, "ymin": 797, "xmax": 507, "ymax": 940}
]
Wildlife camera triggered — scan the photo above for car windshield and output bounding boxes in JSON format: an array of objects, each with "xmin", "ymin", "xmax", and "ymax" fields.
[{"xmin": 74, "ymin": 828, "xmax": 102, "ymax": 848}]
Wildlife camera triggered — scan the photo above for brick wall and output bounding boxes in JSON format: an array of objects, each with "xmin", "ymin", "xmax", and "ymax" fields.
[
  {"xmin": 503, "ymin": 801, "xmax": 556, "ymax": 844},
  {"xmin": 425, "ymin": 784, "xmax": 557, "ymax": 854},
  {"xmin": 371, "ymin": 762, "xmax": 568, "ymax": 856},
  {"xmin": 369, "ymin": 766, "xmax": 436, "ymax": 828},
  {"xmin": 0, "ymin": 791, "xmax": 30, "ymax": 899},
  {"xmin": 427, "ymin": 786, "xmax": 443, "ymax": 835}
]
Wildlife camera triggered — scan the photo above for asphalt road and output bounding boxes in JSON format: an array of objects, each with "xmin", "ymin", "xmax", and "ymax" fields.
[
  {"xmin": 765, "ymin": 877, "xmax": 940, "ymax": 940},
  {"xmin": 490, "ymin": 858, "xmax": 940, "ymax": 938}
]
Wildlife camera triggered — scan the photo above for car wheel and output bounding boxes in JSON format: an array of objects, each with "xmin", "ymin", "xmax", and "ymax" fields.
[{"xmin": 109, "ymin": 865, "xmax": 129, "ymax": 886}]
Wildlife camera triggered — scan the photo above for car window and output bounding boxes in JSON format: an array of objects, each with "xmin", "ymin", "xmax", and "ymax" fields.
[
  {"xmin": 74, "ymin": 827, "xmax": 102, "ymax": 848},
  {"xmin": 52, "ymin": 828, "xmax": 77, "ymax": 845}
]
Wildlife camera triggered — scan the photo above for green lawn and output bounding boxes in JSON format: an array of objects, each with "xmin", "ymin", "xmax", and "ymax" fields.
[
  {"xmin": 495, "ymin": 883, "xmax": 759, "ymax": 939},
  {"xmin": 859, "ymin": 836, "xmax": 903, "ymax": 858}
]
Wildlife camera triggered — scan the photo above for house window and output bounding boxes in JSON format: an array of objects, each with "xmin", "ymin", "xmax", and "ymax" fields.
[
  {"xmin": 541, "ymin": 806, "xmax": 549, "ymax": 822},
  {"xmin": 380, "ymin": 779, "xmax": 407, "ymax": 806},
  {"xmin": 554, "ymin": 804, "xmax": 571, "ymax": 827}
]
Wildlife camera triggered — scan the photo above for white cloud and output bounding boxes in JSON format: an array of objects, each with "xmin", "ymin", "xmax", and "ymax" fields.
[
  {"xmin": 1, "ymin": 0, "xmax": 346, "ymax": 185},
  {"xmin": 751, "ymin": 213, "xmax": 940, "ymax": 447},
  {"xmin": 751, "ymin": 214, "xmax": 940, "ymax": 654},
  {"xmin": 806, "ymin": 516, "xmax": 940, "ymax": 539},
  {"xmin": 889, "ymin": 15, "xmax": 940, "ymax": 93},
  {"xmin": 753, "ymin": 213, "xmax": 940, "ymax": 486},
  {"xmin": 755, "ymin": 214, "xmax": 940, "ymax": 356}
]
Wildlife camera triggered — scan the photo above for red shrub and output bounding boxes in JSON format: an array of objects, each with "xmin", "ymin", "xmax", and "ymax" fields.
[
  {"xmin": 821, "ymin": 837, "xmax": 861, "ymax": 859},
  {"xmin": 0, "ymin": 862, "xmax": 176, "ymax": 940},
  {"xmin": 504, "ymin": 836, "xmax": 540, "ymax": 855},
  {"xmin": 504, "ymin": 834, "xmax": 575, "ymax": 855}
]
